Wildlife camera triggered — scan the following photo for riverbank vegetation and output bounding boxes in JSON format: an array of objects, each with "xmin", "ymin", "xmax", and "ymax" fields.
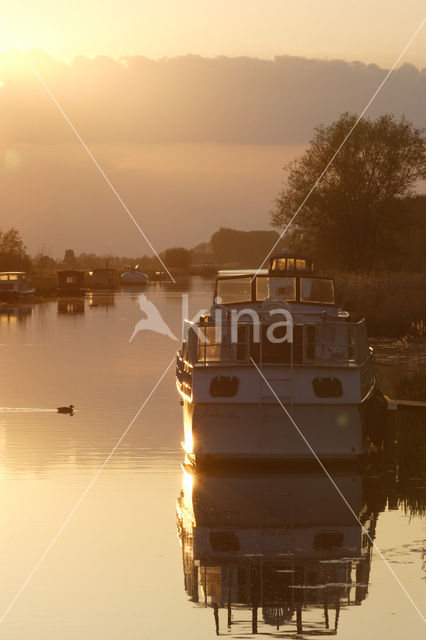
[
  {"xmin": 335, "ymin": 272, "xmax": 426, "ymax": 337},
  {"xmin": 0, "ymin": 223, "xmax": 424, "ymax": 339}
]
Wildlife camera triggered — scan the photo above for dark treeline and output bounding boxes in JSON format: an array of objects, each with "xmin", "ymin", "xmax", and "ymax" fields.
[
  {"xmin": 0, "ymin": 225, "xmax": 283, "ymax": 272},
  {"xmin": 1, "ymin": 114, "xmax": 424, "ymax": 274},
  {"xmin": 1, "ymin": 223, "xmax": 424, "ymax": 337},
  {"xmin": 2, "ymin": 112, "xmax": 425, "ymax": 274},
  {"xmin": 0, "ymin": 213, "xmax": 424, "ymax": 274}
]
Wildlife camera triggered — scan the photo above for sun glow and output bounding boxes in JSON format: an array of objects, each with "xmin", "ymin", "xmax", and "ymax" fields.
[{"xmin": 1, "ymin": 1, "xmax": 425, "ymax": 66}]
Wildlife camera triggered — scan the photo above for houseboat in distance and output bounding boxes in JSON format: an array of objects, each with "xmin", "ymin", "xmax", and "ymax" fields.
[
  {"xmin": 57, "ymin": 270, "xmax": 86, "ymax": 296},
  {"xmin": 176, "ymin": 250, "xmax": 385, "ymax": 466},
  {"xmin": 0, "ymin": 272, "xmax": 35, "ymax": 300}
]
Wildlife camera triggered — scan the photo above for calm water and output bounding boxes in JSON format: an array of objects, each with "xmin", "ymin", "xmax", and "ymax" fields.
[{"xmin": 0, "ymin": 281, "xmax": 424, "ymax": 639}]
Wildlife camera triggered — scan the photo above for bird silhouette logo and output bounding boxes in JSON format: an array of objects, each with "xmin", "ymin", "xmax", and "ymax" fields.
[{"xmin": 129, "ymin": 294, "xmax": 178, "ymax": 343}]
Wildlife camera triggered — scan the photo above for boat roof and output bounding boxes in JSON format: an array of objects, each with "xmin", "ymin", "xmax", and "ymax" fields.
[
  {"xmin": 216, "ymin": 272, "xmax": 328, "ymax": 280},
  {"xmin": 57, "ymin": 269, "xmax": 85, "ymax": 273},
  {"xmin": 0, "ymin": 271, "xmax": 26, "ymax": 275},
  {"xmin": 271, "ymin": 249, "xmax": 311, "ymax": 260}
]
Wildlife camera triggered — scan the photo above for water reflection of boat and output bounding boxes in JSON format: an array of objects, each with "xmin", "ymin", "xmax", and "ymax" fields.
[
  {"xmin": 150, "ymin": 269, "xmax": 167, "ymax": 281},
  {"xmin": 177, "ymin": 467, "xmax": 377, "ymax": 636},
  {"xmin": 0, "ymin": 272, "xmax": 36, "ymax": 300},
  {"xmin": 0, "ymin": 304, "xmax": 33, "ymax": 323},
  {"xmin": 87, "ymin": 293, "xmax": 116, "ymax": 309},
  {"xmin": 177, "ymin": 251, "xmax": 386, "ymax": 465},
  {"xmin": 57, "ymin": 298, "xmax": 85, "ymax": 314}
]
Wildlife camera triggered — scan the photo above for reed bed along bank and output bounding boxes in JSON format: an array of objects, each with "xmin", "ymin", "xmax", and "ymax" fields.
[
  {"xmin": 376, "ymin": 365, "xmax": 426, "ymax": 478},
  {"xmin": 334, "ymin": 271, "xmax": 426, "ymax": 338}
]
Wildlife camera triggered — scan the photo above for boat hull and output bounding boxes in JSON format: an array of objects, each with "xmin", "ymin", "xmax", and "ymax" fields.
[
  {"xmin": 120, "ymin": 272, "xmax": 149, "ymax": 285},
  {"xmin": 0, "ymin": 289, "xmax": 35, "ymax": 301},
  {"xmin": 181, "ymin": 393, "xmax": 374, "ymax": 465}
]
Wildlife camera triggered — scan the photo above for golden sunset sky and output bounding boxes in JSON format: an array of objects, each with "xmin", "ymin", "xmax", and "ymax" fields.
[
  {"xmin": 2, "ymin": 0, "xmax": 425, "ymax": 66},
  {"xmin": 0, "ymin": 1, "xmax": 425, "ymax": 256}
]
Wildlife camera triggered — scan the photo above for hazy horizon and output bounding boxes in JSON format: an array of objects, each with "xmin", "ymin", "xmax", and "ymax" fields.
[
  {"xmin": 3, "ymin": 1, "xmax": 425, "ymax": 67},
  {"xmin": 1, "ymin": 49, "xmax": 425, "ymax": 257}
]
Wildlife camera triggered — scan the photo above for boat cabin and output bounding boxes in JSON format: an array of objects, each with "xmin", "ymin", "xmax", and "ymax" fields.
[
  {"xmin": 214, "ymin": 273, "xmax": 335, "ymax": 307},
  {"xmin": 178, "ymin": 250, "xmax": 369, "ymax": 373},
  {"xmin": 0, "ymin": 271, "xmax": 26, "ymax": 291},
  {"xmin": 0, "ymin": 272, "xmax": 34, "ymax": 299},
  {"xmin": 57, "ymin": 270, "xmax": 86, "ymax": 295},
  {"xmin": 214, "ymin": 251, "xmax": 335, "ymax": 308}
]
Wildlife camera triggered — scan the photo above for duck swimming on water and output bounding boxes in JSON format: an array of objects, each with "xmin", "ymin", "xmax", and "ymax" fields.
[{"xmin": 57, "ymin": 404, "xmax": 74, "ymax": 415}]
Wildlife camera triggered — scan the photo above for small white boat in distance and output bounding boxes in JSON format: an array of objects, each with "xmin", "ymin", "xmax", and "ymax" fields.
[
  {"xmin": 0, "ymin": 272, "xmax": 36, "ymax": 300},
  {"xmin": 120, "ymin": 265, "xmax": 149, "ymax": 286}
]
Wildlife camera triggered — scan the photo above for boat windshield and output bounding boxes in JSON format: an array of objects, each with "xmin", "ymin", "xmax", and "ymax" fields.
[
  {"xmin": 300, "ymin": 277, "xmax": 335, "ymax": 304},
  {"xmin": 216, "ymin": 275, "xmax": 335, "ymax": 305},
  {"xmin": 257, "ymin": 277, "xmax": 296, "ymax": 301},
  {"xmin": 216, "ymin": 277, "xmax": 252, "ymax": 304}
]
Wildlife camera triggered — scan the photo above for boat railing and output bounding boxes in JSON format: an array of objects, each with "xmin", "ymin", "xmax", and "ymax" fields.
[
  {"xmin": 183, "ymin": 318, "xmax": 370, "ymax": 367},
  {"xmin": 176, "ymin": 348, "xmax": 193, "ymax": 397}
]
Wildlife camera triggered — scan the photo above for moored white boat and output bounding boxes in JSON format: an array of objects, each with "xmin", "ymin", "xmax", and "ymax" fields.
[{"xmin": 176, "ymin": 251, "xmax": 386, "ymax": 465}]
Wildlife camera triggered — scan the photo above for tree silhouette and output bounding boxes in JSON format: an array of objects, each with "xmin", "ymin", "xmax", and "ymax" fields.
[
  {"xmin": 271, "ymin": 113, "xmax": 426, "ymax": 271},
  {"xmin": 0, "ymin": 227, "xmax": 27, "ymax": 256},
  {"xmin": 162, "ymin": 247, "xmax": 192, "ymax": 272},
  {"xmin": 0, "ymin": 227, "xmax": 31, "ymax": 271}
]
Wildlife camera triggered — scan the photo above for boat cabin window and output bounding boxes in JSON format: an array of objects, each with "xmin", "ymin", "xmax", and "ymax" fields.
[
  {"xmin": 216, "ymin": 277, "xmax": 252, "ymax": 304},
  {"xmin": 300, "ymin": 277, "xmax": 335, "ymax": 304},
  {"xmin": 0, "ymin": 274, "xmax": 19, "ymax": 281},
  {"xmin": 66, "ymin": 276, "xmax": 77, "ymax": 284},
  {"xmin": 296, "ymin": 258, "xmax": 308, "ymax": 270},
  {"xmin": 216, "ymin": 274, "xmax": 335, "ymax": 305},
  {"xmin": 271, "ymin": 258, "xmax": 285, "ymax": 271},
  {"xmin": 270, "ymin": 257, "xmax": 309, "ymax": 272},
  {"xmin": 257, "ymin": 276, "xmax": 296, "ymax": 302}
]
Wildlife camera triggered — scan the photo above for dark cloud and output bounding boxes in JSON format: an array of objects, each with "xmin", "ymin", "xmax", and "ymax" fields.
[{"xmin": 1, "ymin": 51, "xmax": 425, "ymax": 145}]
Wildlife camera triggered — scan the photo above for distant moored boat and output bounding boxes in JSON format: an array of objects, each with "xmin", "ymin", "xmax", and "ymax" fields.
[
  {"xmin": 120, "ymin": 266, "xmax": 149, "ymax": 286},
  {"xmin": 0, "ymin": 272, "xmax": 36, "ymax": 300}
]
